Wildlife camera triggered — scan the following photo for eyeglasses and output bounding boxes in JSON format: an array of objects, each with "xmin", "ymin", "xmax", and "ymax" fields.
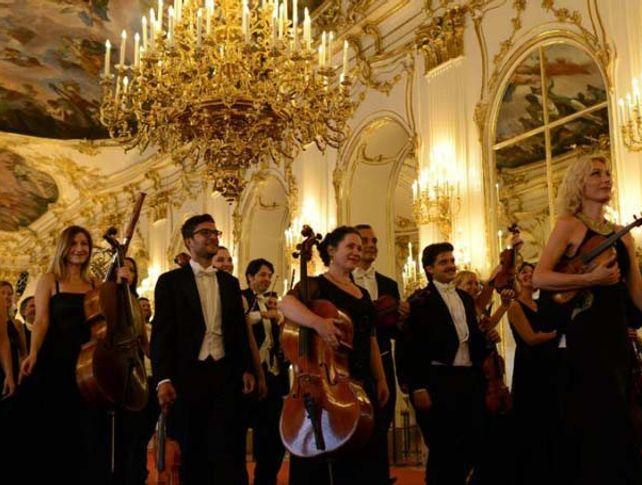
[{"xmin": 192, "ymin": 229, "xmax": 222, "ymax": 238}]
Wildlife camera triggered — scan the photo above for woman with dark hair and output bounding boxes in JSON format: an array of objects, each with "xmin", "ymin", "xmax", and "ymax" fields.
[
  {"xmin": 280, "ymin": 225, "xmax": 389, "ymax": 485},
  {"xmin": 507, "ymin": 262, "xmax": 558, "ymax": 484},
  {"xmin": 19, "ymin": 225, "xmax": 132, "ymax": 483}
]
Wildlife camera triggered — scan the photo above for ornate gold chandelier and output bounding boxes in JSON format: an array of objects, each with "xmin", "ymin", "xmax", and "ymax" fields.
[{"xmin": 99, "ymin": 0, "xmax": 354, "ymax": 201}]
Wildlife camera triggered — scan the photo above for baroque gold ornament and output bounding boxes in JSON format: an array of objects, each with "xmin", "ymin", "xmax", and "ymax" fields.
[{"xmin": 99, "ymin": 0, "xmax": 354, "ymax": 201}]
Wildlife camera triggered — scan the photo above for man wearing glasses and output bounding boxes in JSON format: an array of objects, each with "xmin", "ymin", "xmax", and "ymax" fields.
[{"xmin": 151, "ymin": 214, "xmax": 255, "ymax": 484}]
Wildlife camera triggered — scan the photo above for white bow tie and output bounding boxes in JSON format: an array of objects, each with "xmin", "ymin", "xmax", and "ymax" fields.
[
  {"xmin": 356, "ymin": 267, "xmax": 376, "ymax": 279},
  {"xmin": 195, "ymin": 267, "xmax": 216, "ymax": 278},
  {"xmin": 437, "ymin": 282, "xmax": 457, "ymax": 293}
]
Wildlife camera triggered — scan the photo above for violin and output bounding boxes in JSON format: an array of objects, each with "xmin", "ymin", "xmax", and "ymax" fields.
[
  {"xmin": 481, "ymin": 313, "xmax": 512, "ymax": 415},
  {"xmin": 493, "ymin": 224, "xmax": 521, "ymax": 291},
  {"xmin": 373, "ymin": 294, "xmax": 400, "ymax": 329},
  {"xmin": 76, "ymin": 193, "xmax": 148, "ymax": 412},
  {"xmin": 279, "ymin": 225, "xmax": 374, "ymax": 458},
  {"xmin": 147, "ymin": 413, "xmax": 181, "ymax": 485},
  {"xmin": 481, "ymin": 224, "xmax": 519, "ymax": 415},
  {"xmin": 552, "ymin": 215, "xmax": 642, "ymax": 305}
]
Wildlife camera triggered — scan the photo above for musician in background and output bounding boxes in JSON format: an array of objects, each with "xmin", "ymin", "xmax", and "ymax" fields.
[
  {"xmin": 151, "ymin": 214, "xmax": 255, "ymax": 484},
  {"xmin": 139, "ymin": 297, "xmax": 153, "ymax": 323},
  {"xmin": 280, "ymin": 225, "xmax": 389, "ymax": 484},
  {"xmin": 241, "ymin": 258, "xmax": 288, "ymax": 485},
  {"xmin": 213, "ymin": 245, "xmax": 234, "ymax": 274},
  {"xmin": 18, "ymin": 296, "xmax": 35, "ymax": 351},
  {"xmin": 353, "ymin": 223, "xmax": 408, "ymax": 483},
  {"xmin": 533, "ymin": 155, "xmax": 642, "ymax": 484},
  {"xmin": 403, "ymin": 243, "xmax": 487, "ymax": 485},
  {"xmin": 507, "ymin": 262, "xmax": 557, "ymax": 484},
  {"xmin": 19, "ymin": 225, "xmax": 131, "ymax": 483},
  {"xmin": 0, "ymin": 281, "xmax": 24, "ymax": 378}
]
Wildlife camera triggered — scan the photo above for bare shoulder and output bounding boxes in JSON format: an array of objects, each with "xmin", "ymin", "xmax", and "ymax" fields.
[
  {"xmin": 37, "ymin": 272, "xmax": 56, "ymax": 289},
  {"xmin": 553, "ymin": 215, "xmax": 582, "ymax": 233}
]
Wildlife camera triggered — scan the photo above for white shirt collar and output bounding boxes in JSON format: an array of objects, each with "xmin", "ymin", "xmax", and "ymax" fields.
[
  {"xmin": 353, "ymin": 266, "xmax": 376, "ymax": 279},
  {"xmin": 433, "ymin": 279, "xmax": 457, "ymax": 293},
  {"xmin": 190, "ymin": 259, "xmax": 217, "ymax": 276}
]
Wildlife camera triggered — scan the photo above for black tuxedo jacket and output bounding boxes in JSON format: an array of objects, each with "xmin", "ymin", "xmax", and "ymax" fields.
[
  {"xmin": 403, "ymin": 281, "xmax": 487, "ymax": 394},
  {"xmin": 151, "ymin": 265, "xmax": 251, "ymax": 391}
]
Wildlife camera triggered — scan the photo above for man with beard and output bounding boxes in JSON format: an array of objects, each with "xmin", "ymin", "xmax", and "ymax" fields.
[
  {"xmin": 352, "ymin": 224, "xmax": 409, "ymax": 483},
  {"xmin": 403, "ymin": 243, "xmax": 487, "ymax": 484},
  {"xmin": 240, "ymin": 258, "xmax": 288, "ymax": 485},
  {"xmin": 152, "ymin": 214, "xmax": 255, "ymax": 484}
]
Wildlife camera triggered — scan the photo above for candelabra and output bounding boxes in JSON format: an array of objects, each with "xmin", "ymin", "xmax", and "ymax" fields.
[
  {"xmin": 618, "ymin": 79, "xmax": 642, "ymax": 151},
  {"xmin": 412, "ymin": 169, "xmax": 461, "ymax": 240},
  {"xmin": 401, "ymin": 242, "xmax": 426, "ymax": 298},
  {"xmin": 99, "ymin": 0, "xmax": 354, "ymax": 201}
]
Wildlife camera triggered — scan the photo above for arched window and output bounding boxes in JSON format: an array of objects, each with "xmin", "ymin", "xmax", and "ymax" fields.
[{"xmin": 492, "ymin": 41, "xmax": 610, "ymax": 260}]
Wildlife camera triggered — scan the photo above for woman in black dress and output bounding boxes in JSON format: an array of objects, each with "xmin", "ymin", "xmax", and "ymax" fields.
[
  {"xmin": 533, "ymin": 155, "xmax": 642, "ymax": 484},
  {"xmin": 19, "ymin": 225, "xmax": 131, "ymax": 484},
  {"xmin": 507, "ymin": 262, "xmax": 557, "ymax": 484},
  {"xmin": 280, "ymin": 226, "xmax": 390, "ymax": 485}
]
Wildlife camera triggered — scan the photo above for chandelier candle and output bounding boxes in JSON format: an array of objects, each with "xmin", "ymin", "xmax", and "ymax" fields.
[{"xmin": 99, "ymin": 0, "xmax": 354, "ymax": 201}]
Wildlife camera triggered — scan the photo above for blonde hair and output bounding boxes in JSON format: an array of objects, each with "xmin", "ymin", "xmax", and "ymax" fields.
[
  {"xmin": 47, "ymin": 226, "xmax": 93, "ymax": 282},
  {"xmin": 454, "ymin": 270, "xmax": 478, "ymax": 288},
  {"xmin": 556, "ymin": 155, "xmax": 610, "ymax": 217}
]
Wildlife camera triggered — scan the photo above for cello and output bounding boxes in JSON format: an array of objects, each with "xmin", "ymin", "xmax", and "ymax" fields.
[
  {"xmin": 76, "ymin": 193, "xmax": 148, "ymax": 412},
  {"xmin": 279, "ymin": 225, "xmax": 374, "ymax": 458}
]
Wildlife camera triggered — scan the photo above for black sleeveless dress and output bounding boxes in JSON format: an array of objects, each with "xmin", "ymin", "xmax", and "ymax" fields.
[
  {"xmin": 288, "ymin": 275, "xmax": 385, "ymax": 485},
  {"xmin": 28, "ymin": 281, "xmax": 111, "ymax": 484},
  {"xmin": 562, "ymin": 229, "xmax": 642, "ymax": 484},
  {"xmin": 509, "ymin": 301, "xmax": 557, "ymax": 484}
]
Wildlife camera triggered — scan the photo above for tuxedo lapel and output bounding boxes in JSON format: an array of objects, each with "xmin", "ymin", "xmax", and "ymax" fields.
[
  {"xmin": 180, "ymin": 265, "xmax": 206, "ymax": 332},
  {"xmin": 429, "ymin": 282, "xmax": 460, "ymax": 342}
]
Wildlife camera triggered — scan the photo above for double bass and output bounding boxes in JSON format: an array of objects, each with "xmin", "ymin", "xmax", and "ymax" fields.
[
  {"xmin": 76, "ymin": 193, "xmax": 148, "ymax": 412},
  {"xmin": 279, "ymin": 225, "xmax": 374, "ymax": 458}
]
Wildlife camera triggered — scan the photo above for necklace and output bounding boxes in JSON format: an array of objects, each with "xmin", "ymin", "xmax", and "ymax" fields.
[
  {"xmin": 576, "ymin": 212, "xmax": 614, "ymax": 236},
  {"xmin": 325, "ymin": 271, "xmax": 353, "ymax": 288}
]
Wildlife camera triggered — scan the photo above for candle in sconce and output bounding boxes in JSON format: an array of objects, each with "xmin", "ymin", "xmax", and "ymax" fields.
[
  {"xmin": 342, "ymin": 40, "xmax": 348, "ymax": 76},
  {"xmin": 142, "ymin": 16, "xmax": 148, "ymax": 50},
  {"xmin": 157, "ymin": 0, "xmax": 164, "ymax": 31},
  {"xmin": 497, "ymin": 230, "xmax": 504, "ymax": 252},
  {"xmin": 168, "ymin": 7, "xmax": 174, "ymax": 45},
  {"xmin": 104, "ymin": 40, "xmax": 111, "ymax": 76},
  {"xmin": 292, "ymin": 0, "xmax": 298, "ymax": 45},
  {"xmin": 327, "ymin": 32, "xmax": 334, "ymax": 67},
  {"xmin": 134, "ymin": 33, "xmax": 140, "ymax": 66},
  {"xmin": 303, "ymin": 8, "xmax": 311, "ymax": 50},
  {"xmin": 619, "ymin": 99, "xmax": 627, "ymax": 124},
  {"xmin": 278, "ymin": 3, "xmax": 284, "ymax": 39},
  {"xmin": 272, "ymin": 5, "xmax": 278, "ymax": 44},
  {"xmin": 119, "ymin": 30, "xmax": 127, "ymax": 66},
  {"xmin": 205, "ymin": 0, "xmax": 213, "ymax": 35},
  {"xmin": 149, "ymin": 9, "xmax": 156, "ymax": 49},
  {"xmin": 196, "ymin": 9, "xmax": 202, "ymax": 46}
]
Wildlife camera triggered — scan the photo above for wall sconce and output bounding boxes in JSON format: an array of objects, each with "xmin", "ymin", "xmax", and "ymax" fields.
[
  {"xmin": 412, "ymin": 168, "xmax": 461, "ymax": 240},
  {"xmin": 618, "ymin": 79, "xmax": 642, "ymax": 151}
]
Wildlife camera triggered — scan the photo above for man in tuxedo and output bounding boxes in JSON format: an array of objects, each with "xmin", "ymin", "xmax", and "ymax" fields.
[
  {"xmin": 151, "ymin": 214, "xmax": 255, "ymax": 484},
  {"xmin": 352, "ymin": 224, "xmax": 409, "ymax": 483},
  {"xmin": 404, "ymin": 242, "xmax": 487, "ymax": 485},
  {"xmin": 241, "ymin": 258, "xmax": 289, "ymax": 485}
]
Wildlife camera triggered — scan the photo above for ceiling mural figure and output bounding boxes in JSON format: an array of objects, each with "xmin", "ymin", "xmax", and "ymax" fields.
[
  {"xmin": 0, "ymin": 0, "xmax": 152, "ymax": 139},
  {"xmin": 0, "ymin": 148, "xmax": 59, "ymax": 231}
]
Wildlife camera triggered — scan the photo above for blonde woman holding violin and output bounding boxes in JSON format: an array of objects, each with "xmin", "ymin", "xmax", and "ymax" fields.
[{"xmin": 533, "ymin": 155, "xmax": 642, "ymax": 485}]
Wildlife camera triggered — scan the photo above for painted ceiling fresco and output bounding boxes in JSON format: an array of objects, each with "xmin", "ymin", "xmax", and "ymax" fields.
[
  {"xmin": 0, "ymin": 0, "xmax": 327, "ymax": 140},
  {"xmin": 0, "ymin": 147, "xmax": 59, "ymax": 231}
]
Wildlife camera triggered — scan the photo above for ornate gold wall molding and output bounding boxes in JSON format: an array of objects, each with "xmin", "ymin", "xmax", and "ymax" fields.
[{"xmin": 416, "ymin": 5, "xmax": 468, "ymax": 74}]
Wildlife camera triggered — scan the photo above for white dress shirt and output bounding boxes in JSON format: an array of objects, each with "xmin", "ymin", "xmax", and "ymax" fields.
[
  {"xmin": 190, "ymin": 260, "xmax": 225, "ymax": 361},
  {"xmin": 245, "ymin": 292, "xmax": 282, "ymax": 376},
  {"xmin": 352, "ymin": 266, "xmax": 378, "ymax": 300},
  {"xmin": 433, "ymin": 280, "xmax": 472, "ymax": 367}
]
